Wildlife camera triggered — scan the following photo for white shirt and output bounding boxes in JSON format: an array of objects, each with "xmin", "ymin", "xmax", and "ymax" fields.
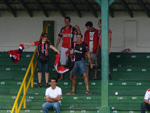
[
  {"xmin": 89, "ymin": 31, "xmax": 95, "ymax": 52},
  {"xmin": 45, "ymin": 86, "xmax": 62, "ymax": 103},
  {"xmin": 144, "ymin": 89, "xmax": 150, "ymax": 102}
]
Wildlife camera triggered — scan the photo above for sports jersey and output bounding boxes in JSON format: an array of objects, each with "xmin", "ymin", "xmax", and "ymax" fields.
[
  {"xmin": 58, "ymin": 25, "xmax": 78, "ymax": 48},
  {"xmin": 99, "ymin": 29, "xmax": 112, "ymax": 47},
  {"xmin": 73, "ymin": 41, "xmax": 89, "ymax": 61},
  {"xmin": 34, "ymin": 41, "xmax": 51, "ymax": 57},
  {"xmin": 144, "ymin": 89, "xmax": 150, "ymax": 102}
]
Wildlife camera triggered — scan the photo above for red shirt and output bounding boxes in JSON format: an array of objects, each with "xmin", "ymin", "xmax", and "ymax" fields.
[
  {"xmin": 99, "ymin": 29, "xmax": 112, "ymax": 47},
  {"xmin": 84, "ymin": 28, "xmax": 99, "ymax": 54},
  {"xmin": 58, "ymin": 25, "xmax": 78, "ymax": 48},
  {"xmin": 34, "ymin": 41, "xmax": 51, "ymax": 56}
]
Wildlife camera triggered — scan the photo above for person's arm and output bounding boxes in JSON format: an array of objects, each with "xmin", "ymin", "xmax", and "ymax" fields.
[
  {"xmin": 22, "ymin": 42, "xmax": 35, "ymax": 46},
  {"xmin": 45, "ymin": 95, "xmax": 62, "ymax": 102},
  {"xmin": 144, "ymin": 99, "xmax": 150, "ymax": 104},
  {"xmin": 50, "ymin": 45, "xmax": 60, "ymax": 54},
  {"xmin": 75, "ymin": 25, "xmax": 81, "ymax": 34},
  {"xmin": 87, "ymin": 52, "xmax": 93, "ymax": 69},
  {"xmin": 56, "ymin": 36, "xmax": 61, "ymax": 50}
]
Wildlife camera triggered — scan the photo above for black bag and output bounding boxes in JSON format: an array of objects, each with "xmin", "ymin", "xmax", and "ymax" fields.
[{"xmin": 38, "ymin": 52, "xmax": 49, "ymax": 64}]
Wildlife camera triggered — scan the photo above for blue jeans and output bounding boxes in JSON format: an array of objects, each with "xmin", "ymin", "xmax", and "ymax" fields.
[
  {"xmin": 42, "ymin": 102, "xmax": 60, "ymax": 113},
  {"xmin": 141, "ymin": 102, "xmax": 150, "ymax": 113},
  {"xmin": 72, "ymin": 60, "xmax": 86, "ymax": 76},
  {"xmin": 37, "ymin": 59, "xmax": 50, "ymax": 72}
]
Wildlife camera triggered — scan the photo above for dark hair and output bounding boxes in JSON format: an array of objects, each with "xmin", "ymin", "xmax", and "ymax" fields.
[
  {"xmin": 77, "ymin": 33, "xmax": 83, "ymax": 38},
  {"xmin": 99, "ymin": 19, "xmax": 101, "ymax": 23},
  {"xmin": 85, "ymin": 21, "xmax": 93, "ymax": 27},
  {"xmin": 65, "ymin": 16, "xmax": 71, "ymax": 21},
  {"xmin": 41, "ymin": 33, "xmax": 48, "ymax": 37},
  {"xmin": 50, "ymin": 77, "xmax": 58, "ymax": 83}
]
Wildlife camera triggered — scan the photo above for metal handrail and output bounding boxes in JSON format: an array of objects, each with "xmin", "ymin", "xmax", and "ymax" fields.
[{"xmin": 11, "ymin": 22, "xmax": 50, "ymax": 113}]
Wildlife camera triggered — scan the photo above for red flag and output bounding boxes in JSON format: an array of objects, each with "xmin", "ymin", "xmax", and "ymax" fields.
[
  {"xmin": 54, "ymin": 54, "xmax": 69, "ymax": 74},
  {"xmin": 8, "ymin": 44, "xmax": 24, "ymax": 63}
]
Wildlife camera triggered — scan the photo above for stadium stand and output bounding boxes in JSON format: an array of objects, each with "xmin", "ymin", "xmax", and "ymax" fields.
[{"xmin": 0, "ymin": 52, "xmax": 150, "ymax": 113}]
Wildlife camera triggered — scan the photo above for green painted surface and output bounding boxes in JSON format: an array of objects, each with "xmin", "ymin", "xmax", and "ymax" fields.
[{"xmin": 43, "ymin": 21, "xmax": 54, "ymax": 45}]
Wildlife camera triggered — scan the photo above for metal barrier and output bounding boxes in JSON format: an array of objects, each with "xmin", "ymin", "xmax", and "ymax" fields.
[{"xmin": 11, "ymin": 22, "xmax": 50, "ymax": 113}]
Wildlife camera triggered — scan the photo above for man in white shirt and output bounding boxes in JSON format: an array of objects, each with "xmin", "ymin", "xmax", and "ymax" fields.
[
  {"xmin": 42, "ymin": 78, "xmax": 62, "ymax": 113},
  {"xmin": 84, "ymin": 21, "xmax": 99, "ymax": 80},
  {"xmin": 141, "ymin": 89, "xmax": 150, "ymax": 113}
]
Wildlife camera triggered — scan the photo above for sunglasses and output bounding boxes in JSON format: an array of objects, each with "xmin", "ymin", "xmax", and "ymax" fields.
[{"xmin": 44, "ymin": 36, "xmax": 48, "ymax": 38}]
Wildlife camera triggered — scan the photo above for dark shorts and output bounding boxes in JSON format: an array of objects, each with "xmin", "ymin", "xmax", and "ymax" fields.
[
  {"xmin": 37, "ymin": 58, "xmax": 50, "ymax": 72},
  {"xmin": 72, "ymin": 60, "xmax": 86, "ymax": 76}
]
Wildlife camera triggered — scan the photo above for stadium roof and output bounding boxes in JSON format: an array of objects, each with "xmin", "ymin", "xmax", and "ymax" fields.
[{"xmin": 0, "ymin": 0, "xmax": 150, "ymax": 18}]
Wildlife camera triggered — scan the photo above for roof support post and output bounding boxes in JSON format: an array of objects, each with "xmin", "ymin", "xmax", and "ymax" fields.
[
  {"xmin": 84, "ymin": 0, "xmax": 98, "ymax": 18},
  {"xmin": 95, "ymin": 0, "xmax": 115, "ymax": 112},
  {"xmin": 19, "ymin": 0, "xmax": 33, "ymax": 17},
  {"xmin": 3, "ymin": 0, "xmax": 17, "ymax": 17},
  {"xmin": 96, "ymin": 0, "xmax": 114, "ymax": 18},
  {"xmin": 121, "ymin": 0, "xmax": 133, "ymax": 17},
  {"xmin": 50, "ymin": 0, "xmax": 66, "ymax": 17},
  {"xmin": 68, "ymin": 0, "xmax": 82, "ymax": 17},
  {"xmin": 35, "ymin": 0, "xmax": 49, "ymax": 17},
  {"xmin": 138, "ymin": 0, "xmax": 150, "ymax": 17}
]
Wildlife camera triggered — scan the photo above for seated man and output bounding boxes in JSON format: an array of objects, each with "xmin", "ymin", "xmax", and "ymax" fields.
[
  {"xmin": 42, "ymin": 78, "xmax": 62, "ymax": 113},
  {"xmin": 141, "ymin": 89, "xmax": 150, "ymax": 113}
]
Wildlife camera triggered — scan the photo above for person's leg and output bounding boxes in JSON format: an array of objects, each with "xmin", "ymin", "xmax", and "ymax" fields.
[
  {"xmin": 45, "ymin": 72, "xmax": 49, "ymax": 86},
  {"xmin": 37, "ymin": 59, "xmax": 43, "ymax": 87},
  {"xmin": 59, "ymin": 74, "xmax": 63, "ymax": 80},
  {"xmin": 52, "ymin": 102, "xmax": 61, "ymax": 113},
  {"xmin": 69, "ymin": 70, "xmax": 72, "ymax": 80},
  {"xmin": 85, "ymin": 54, "xmax": 90, "ymax": 79},
  {"xmin": 97, "ymin": 46, "xmax": 101, "ymax": 67},
  {"xmin": 141, "ymin": 102, "xmax": 150, "ymax": 113},
  {"xmin": 59, "ymin": 47, "xmax": 68, "ymax": 80},
  {"xmin": 97, "ymin": 47, "xmax": 101, "ymax": 79},
  {"xmin": 67, "ymin": 75, "xmax": 77, "ymax": 94},
  {"xmin": 86, "ymin": 66, "xmax": 89, "ymax": 79},
  {"xmin": 42, "ymin": 102, "xmax": 53, "ymax": 113},
  {"xmin": 83, "ymin": 73, "xmax": 89, "ymax": 93},
  {"xmin": 38, "ymin": 72, "xmax": 42, "ymax": 87},
  {"xmin": 79, "ymin": 60, "xmax": 89, "ymax": 93},
  {"xmin": 93, "ymin": 68, "xmax": 98, "ymax": 80},
  {"xmin": 67, "ymin": 62, "xmax": 78, "ymax": 94},
  {"xmin": 72, "ymin": 76, "xmax": 77, "ymax": 92},
  {"xmin": 93, "ymin": 54, "xmax": 98, "ymax": 80},
  {"xmin": 44, "ymin": 60, "xmax": 50, "ymax": 87}
]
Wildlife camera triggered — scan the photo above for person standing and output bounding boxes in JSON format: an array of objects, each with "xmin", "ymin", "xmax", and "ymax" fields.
[
  {"xmin": 98, "ymin": 19, "xmax": 112, "ymax": 80},
  {"xmin": 67, "ymin": 34, "xmax": 93, "ymax": 95},
  {"xmin": 22, "ymin": 33, "xmax": 60, "ymax": 87},
  {"xmin": 42, "ymin": 78, "xmax": 62, "ymax": 113},
  {"xmin": 56, "ymin": 16, "xmax": 81, "ymax": 80},
  {"xmin": 84, "ymin": 21, "xmax": 99, "ymax": 80}
]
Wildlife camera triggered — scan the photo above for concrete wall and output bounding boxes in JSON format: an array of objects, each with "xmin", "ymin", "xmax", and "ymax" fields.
[{"xmin": 0, "ymin": 11, "xmax": 150, "ymax": 52}]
